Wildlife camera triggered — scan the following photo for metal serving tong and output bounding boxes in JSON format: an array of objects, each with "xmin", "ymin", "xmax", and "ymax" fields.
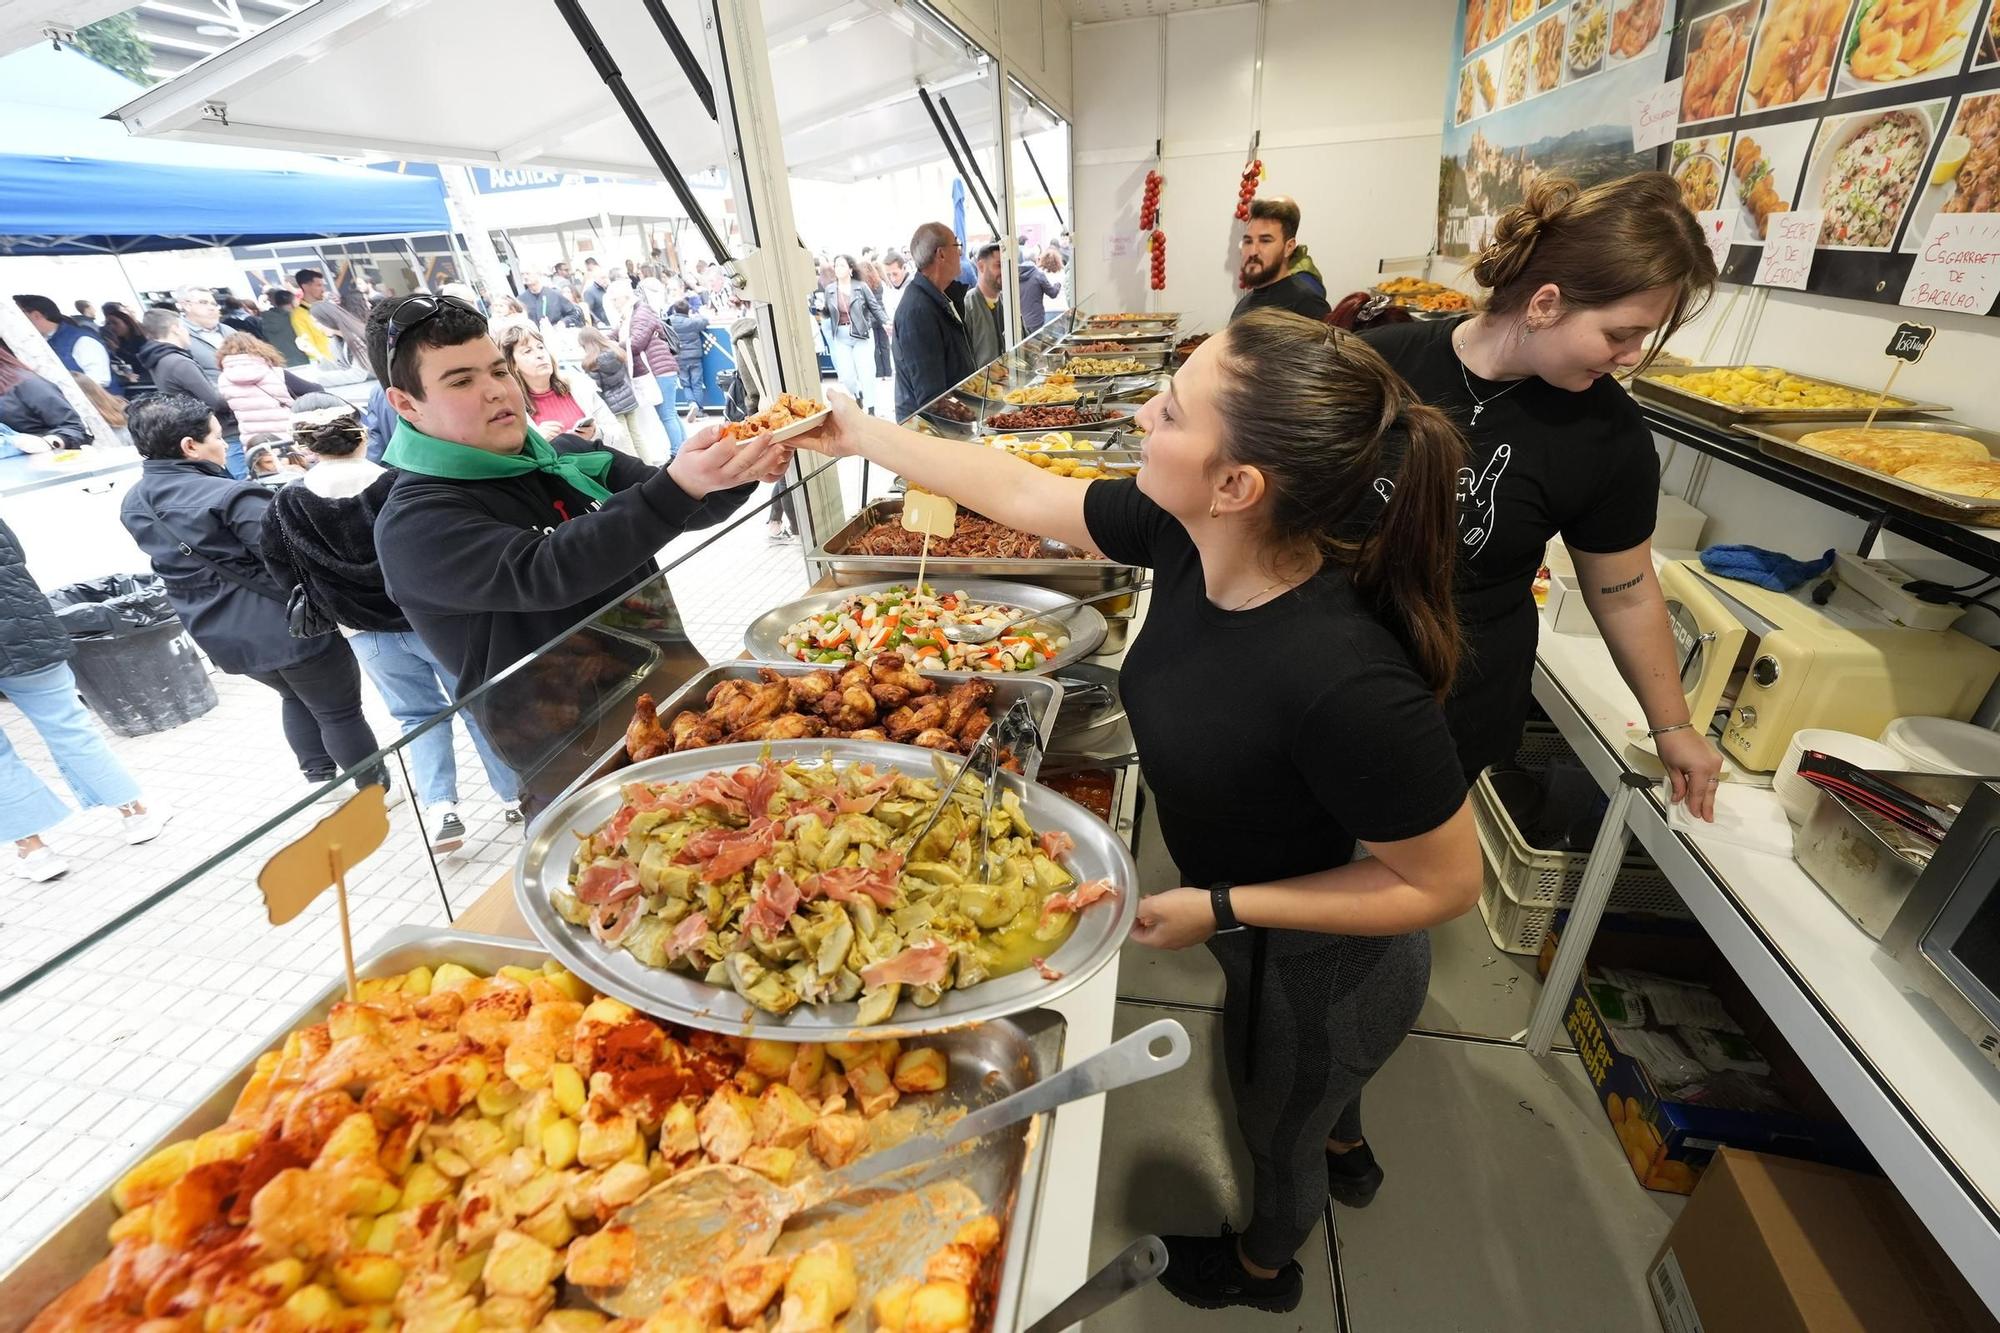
[{"xmin": 894, "ymin": 699, "xmax": 1044, "ymax": 883}]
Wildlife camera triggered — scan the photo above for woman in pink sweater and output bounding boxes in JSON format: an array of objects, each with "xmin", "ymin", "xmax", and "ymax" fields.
[{"xmin": 216, "ymin": 334, "xmax": 296, "ymax": 440}]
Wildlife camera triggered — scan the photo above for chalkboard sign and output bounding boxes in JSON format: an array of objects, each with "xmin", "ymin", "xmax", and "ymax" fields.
[{"xmin": 1884, "ymin": 322, "xmax": 1937, "ymax": 365}]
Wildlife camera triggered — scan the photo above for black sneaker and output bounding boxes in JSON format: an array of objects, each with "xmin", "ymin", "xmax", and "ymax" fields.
[
  {"xmin": 1326, "ymin": 1140, "xmax": 1385, "ymax": 1208},
  {"xmin": 1157, "ymin": 1225, "xmax": 1302, "ymax": 1314}
]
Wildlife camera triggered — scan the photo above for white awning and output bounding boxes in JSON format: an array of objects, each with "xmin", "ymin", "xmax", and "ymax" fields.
[{"xmin": 111, "ymin": 0, "xmax": 1052, "ymax": 185}]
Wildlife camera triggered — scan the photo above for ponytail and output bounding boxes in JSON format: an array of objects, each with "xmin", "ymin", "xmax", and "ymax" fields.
[
  {"xmin": 1215, "ymin": 310, "xmax": 1466, "ymax": 696},
  {"xmin": 1354, "ymin": 400, "xmax": 1462, "ymax": 695}
]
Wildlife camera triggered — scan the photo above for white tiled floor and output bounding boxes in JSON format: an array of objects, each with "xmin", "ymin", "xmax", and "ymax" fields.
[{"xmin": 0, "ymin": 485, "xmax": 812, "ymax": 1271}]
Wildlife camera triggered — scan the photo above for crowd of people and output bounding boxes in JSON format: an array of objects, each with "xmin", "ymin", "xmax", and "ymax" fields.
[
  {"xmin": 4, "ymin": 245, "xmax": 772, "ymax": 870},
  {"xmin": 809, "ymin": 231, "xmax": 1070, "ymax": 420}
]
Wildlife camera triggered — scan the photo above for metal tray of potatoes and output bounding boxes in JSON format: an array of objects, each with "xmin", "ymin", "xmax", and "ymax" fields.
[
  {"xmin": 1742, "ymin": 420, "xmax": 2000, "ymax": 526},
  {"xmin": 1630, "ymin": 365, "xmax": 1949, "ymax": 431},
  {"xmin": 0, "ymin": 927, "xmax": 1064, "ymax": 1333}
]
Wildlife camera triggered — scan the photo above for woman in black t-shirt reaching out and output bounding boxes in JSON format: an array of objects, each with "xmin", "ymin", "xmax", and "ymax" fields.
[
  {"xmin": 1363, "ymin": 173, "xmax": 1725, "ymax": 817},
  {"xmin": 803, "ymin": 310, "xmax": 1482, "ymax": 1314}
]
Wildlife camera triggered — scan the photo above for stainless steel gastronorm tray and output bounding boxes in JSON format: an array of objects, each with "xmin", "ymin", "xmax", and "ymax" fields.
[
  {"xmin": 745, "ymin": 579, "xmax": 1107, "ymax": 673},
  {"xmin": 1740, "ymin": 419, "xmax": 2000, "ymax": 527},
  {"xmin": 646, "ymin": 661, "xmax": 1065, "ymax": 779},
  {"xmin": 0, "ymin": 927, "xmax": 1065, "ymax": 1333},
  {"xmin": 514, "ymin": 740, "xmax": 1138, "ymax": 1040},
  {"xmin": 811, "ymin": 497, "xmax": 1146, "ymax": 603},
  {"xmin": 1630, "ymin": 365, "xmax": 1950, "ymax": 431}
]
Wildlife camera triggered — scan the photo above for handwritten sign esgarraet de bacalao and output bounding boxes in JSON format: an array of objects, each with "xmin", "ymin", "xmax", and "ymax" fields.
[{"xmin": 1900, "ymin": 216, "xmax": 2000, "ymax": 319}]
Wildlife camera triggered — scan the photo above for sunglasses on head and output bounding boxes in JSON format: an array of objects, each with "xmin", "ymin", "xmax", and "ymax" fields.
[{"xmin": 383, "ymin": 294, "xmax": 482, "ymax": 367}]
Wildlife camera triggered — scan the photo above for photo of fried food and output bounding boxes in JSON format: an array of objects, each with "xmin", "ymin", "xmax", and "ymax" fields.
[
  {"xmin": 1459, "ymin": 65, "xmax": 1477, "ymax": 121},
  {"xmin": 1612, "ymin": 0, "xmax": 1667, "ymax": 58},
  {"xmin": 1983, "ymin": 0, "xmax": 2000, "ymax": 62},
  {"xmin": 1848, "ymin": 0, "xmax": 1978, "ymax": 82},
  {"xmin": 1939, "ymin": 93, "xmax": 2000, "ymax": 215},
  {"xmin": 1534, "ymin": 14, "xmax": 1565, "ymax": 88},
  {"xmin": 1732, "ymin": 136, "xmax": 1793, "ymax": 237},
  {"xmin": 1569, "ymin": 0, "xmax": 1609, "ymax": 70},
  {"xmin": 1466, "ymin": 0, "xmax": 1486, "ymax": 53},
  {"xmin": 1478, "ymin": 54, "xmax": 1499, "ymax": 107},
  {"xmin": 1746, "ymin": 0, "xmax": 1847, "ymax": 106},
  {"xmin": 1682, "ymin": 4, "xmax": 1755, "ymax": 121},
  {"xmin": 1504, "ymin": 33, "xmax": 1531, "ymax": 103},
  {"xmin": 1513, "ymin": 0, "xmax": 1535, "ymax": 24},
  {"xmin": 1485, "ymin": 0, "xmax": 1508, "ymax": 42},
  {"xmin": 1676, "ymin": 152, "xmax": 1725, "ymax": 212}
]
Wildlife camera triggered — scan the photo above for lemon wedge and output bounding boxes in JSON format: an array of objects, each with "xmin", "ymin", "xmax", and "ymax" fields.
[{"xmin": 1932, "ymin": 135, "xmax": 1971, "ymax": 188}]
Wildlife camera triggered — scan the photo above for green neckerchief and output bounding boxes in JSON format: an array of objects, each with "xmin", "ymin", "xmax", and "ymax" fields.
[{"xmin": 383, "ymin": 418, "xmax": 615, "ymax": 503}]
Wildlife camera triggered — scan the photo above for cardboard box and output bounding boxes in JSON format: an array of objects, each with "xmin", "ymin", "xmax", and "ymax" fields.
[
  {"xmin": 1542, "ymin": 919, "xmax": 1866, "ymax": 1194},
  {"xmin": 1649, "ymin": 1148, "xmax": 1996, "ymax": 1332}
]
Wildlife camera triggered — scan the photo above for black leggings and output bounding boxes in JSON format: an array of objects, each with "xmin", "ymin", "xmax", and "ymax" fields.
[
  {"xmin": 245, "ymin": 638, "xmax": 387, "ymax": 786},
  {"xmin": 1208, "ymin": 927, "xmax": 1431, "ymax": 1269}
]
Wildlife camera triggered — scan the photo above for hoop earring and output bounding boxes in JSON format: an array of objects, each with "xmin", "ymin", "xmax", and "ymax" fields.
[{"xmin": 1208, "ymin": 502, "xmax": 1218, "ymax": 519}]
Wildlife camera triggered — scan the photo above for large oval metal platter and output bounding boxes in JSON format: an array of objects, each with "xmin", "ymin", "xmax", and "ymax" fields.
[
  {"xmin": 514, "ymin": 739, "xmax": 1138, "ymax": 1039},
  {"xmin": 744, "ymin": 578, "xmax": 1107, "ymax": 673}
]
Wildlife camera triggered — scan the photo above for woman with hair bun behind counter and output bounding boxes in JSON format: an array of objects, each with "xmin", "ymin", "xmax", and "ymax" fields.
[{"xmin": 1362, "ymin": 171, "xmax": 1726, "ymax": 819}]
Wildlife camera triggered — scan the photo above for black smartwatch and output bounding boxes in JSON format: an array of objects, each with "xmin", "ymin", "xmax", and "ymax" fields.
[{"xmin": 1209, "ymin": 881, "xmax": 1246, "ymax": 934}]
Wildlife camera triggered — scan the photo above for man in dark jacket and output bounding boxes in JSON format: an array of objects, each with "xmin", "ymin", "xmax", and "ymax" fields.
[
  {"xmin": 518, "ymin": 272, "xmax": 582, "ymax": 329},
  {"xmin": 119, "ymin": 393, "xmax": 390, "ymax": 797},
  {"xmin": 892, "ymin": 222, "xmax": 975, "ymax": 423},
  {"xmin": 14, "ymin": 294, "xmax": 121, "ymax": 395},
  {"xmin": 1231, "ymin": 197, "xmax": 1333, "ymax": 323},
  {"xmin": 1, "ymin": 515, "xmax": 167, "ymax": 881},
  {"xmin": 367, "ymin": 295, "xmax": 788, "ymax": 709},
  {"xmin": 581, "ymin": 258, "xmax": 609, "ymax": 327},
  {"xmin": 669, "ymin": 301, "xmax": 710, "ymax": 408},
  {"xmin": 259, "ymin": 291, "xmax": 310, "ymax": 366},
  {"xmin": 134, "ymin": 311, "xmax": 230, "ymax": 419}
]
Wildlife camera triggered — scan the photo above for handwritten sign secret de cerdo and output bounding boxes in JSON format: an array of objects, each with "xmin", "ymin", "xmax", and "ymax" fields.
[
  {"xmin": 1900, "ymin": 215, "xmax": 2000, "ymax": 317},
  {"xmin": 1755, "ymin": 210, "xmax": 1823, "ymax": 291}
]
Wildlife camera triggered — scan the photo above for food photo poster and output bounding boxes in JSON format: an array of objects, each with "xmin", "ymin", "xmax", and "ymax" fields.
[{"xmin": 1436, "ymin": 0, "xmax": 2000, "ymax": 317}]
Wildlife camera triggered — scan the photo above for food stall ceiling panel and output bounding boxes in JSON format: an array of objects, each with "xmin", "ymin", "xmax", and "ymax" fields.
[
  {"xmin": 112, "ymin": 0, "xmax": 1017, "ymax": 183},
  {"xmin": 0, "ymin": 1, "xmax": 130, "ymax": 58},
  {"xmin": 1068, "ymin": 0, "xmax": 1245, "ymax": 19}
]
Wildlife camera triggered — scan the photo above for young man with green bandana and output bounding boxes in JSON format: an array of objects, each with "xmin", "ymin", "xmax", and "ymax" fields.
[{"xmin": 369, "ymin": 295, "xmax": 788, "ymax": 701}]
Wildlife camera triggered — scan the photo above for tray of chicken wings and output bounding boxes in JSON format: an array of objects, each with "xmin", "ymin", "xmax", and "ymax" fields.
[{"xmin": 623, "ymin": 662, "xmax": 1064, "ymax": 779}]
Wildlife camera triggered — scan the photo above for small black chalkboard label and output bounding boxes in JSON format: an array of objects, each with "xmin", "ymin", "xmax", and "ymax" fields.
[{"xmin": 1885, "ymin": 322, "xmax": 1937, "ymax": 363}]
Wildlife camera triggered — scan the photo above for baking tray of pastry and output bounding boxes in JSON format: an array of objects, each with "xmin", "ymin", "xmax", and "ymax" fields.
[
  {"xmin": 0, "ymin": 927, "xmax": 1064, "ymax": 1333},
  {"xmin": 1741, "ymin": 420, "xmax": 2000, "ymax": 526},
  {"xmin": 1630, "ymin": 364, "xmax": 1950, "ymax": 430}
]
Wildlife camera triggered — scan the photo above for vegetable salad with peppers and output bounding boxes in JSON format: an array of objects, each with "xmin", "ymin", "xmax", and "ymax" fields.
[{"xmin": 778, "ymin": 585, "xmax": 1068, "ymax": 673}]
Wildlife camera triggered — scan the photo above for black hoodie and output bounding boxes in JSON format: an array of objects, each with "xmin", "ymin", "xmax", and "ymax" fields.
[
  {"xmin": 134, "ymin": 339, "xmax": 233, "ymax": 429},
  {"xmin": 373, "ymin": 435, "xmax": 753, "ymax": 701},
  {"xmin": 261, "ymin": 470, "xmax": 409, "ymax": 634}
]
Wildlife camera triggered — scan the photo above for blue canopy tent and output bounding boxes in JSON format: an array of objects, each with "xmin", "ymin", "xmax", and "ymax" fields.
[{"xmin": 0, "ymin": 43, "xmax": 449, "ymax": 256}]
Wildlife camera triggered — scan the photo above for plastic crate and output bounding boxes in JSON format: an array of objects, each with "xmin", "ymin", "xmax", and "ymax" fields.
[{"xmin": 1473, "ymin": 726, "xmax": 1686, "ymax": 954}]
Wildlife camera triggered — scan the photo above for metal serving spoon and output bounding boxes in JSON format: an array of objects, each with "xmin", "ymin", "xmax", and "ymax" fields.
[
  {"xmin": 941, "ymin": 581, "xmax": 1154, "ymax": 646},
  {"xmin": 585, "ymin": 1019, "xmax": 1192, "ymax": 1316}
]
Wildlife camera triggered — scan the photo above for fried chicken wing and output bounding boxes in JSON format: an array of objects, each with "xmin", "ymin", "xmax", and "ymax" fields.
[
  {"xmin": 730, "ymin": 714, "xmax": 826, "ymax": 743},
  {"xmin": 952, "ymin": 708, "xmax": 990, "ymax": 744},
  {"xmin": 712, "ymin": 677, "xmax": 792, "ymax": 734},
  {"xmin": 912, "ymin": 730, "xmax": 958, "ymax": 751},
  {"xmin": 884, "ymin": 697, "xmax": 951, "ymax": 741},
  {"xmin": 869, "ymin": 656, "xmax": 935, "ymax": 697},
  {"xmin": 626, "ymin": 693, "xmax": 674, "ymax": 761},
  {"xmin": 822, "ymin": 686, "xmax": 877, "ymax": 732},
  {"xmin": 847, "ymin": 728, "xmax": 887, "ymax": 741},
  {"xmin": 670, "ymin": 711, "xmax": 724, "ymax": 751},
  {"xmin": 940, "ymin": 680, "xmax": 992, "ymax": 735},
  {"xmin": 787, "ymin": 669, "xmax": 837, "ymax": 707}
]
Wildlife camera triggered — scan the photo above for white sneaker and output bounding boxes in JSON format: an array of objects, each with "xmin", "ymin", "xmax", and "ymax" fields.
[
  {"xmin": 307, "ymin": 779, "xmax": 347, "ymax": 806},
  {"xmin": 120, "ymin": 804, "xmax": 173, "ymax": 846},
  {"xmin": 426, "ymin": 803, "xmax": 466, "ymax": 854},
  {"xmin": 13, "ymin": 847, "xmax": 69, "ymax": 882}
]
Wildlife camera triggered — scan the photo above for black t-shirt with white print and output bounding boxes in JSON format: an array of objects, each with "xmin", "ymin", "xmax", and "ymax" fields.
[{"xmin": 1361, "ymin": 315, "xmax": 1659, "ymax": 776}]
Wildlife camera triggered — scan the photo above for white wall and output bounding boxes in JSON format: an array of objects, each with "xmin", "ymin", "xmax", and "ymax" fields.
[{"xmin": 1070, "ymin": 0, "xmax": 1454, "ymax": 331}]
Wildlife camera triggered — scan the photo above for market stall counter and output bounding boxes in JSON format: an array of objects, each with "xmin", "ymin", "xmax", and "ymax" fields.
[{"xmin": 1518, "ymin": 554, "xmax": 2000, "ymax": 1317}]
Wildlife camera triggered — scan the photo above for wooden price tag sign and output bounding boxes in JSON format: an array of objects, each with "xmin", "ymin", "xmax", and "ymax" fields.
[
  {"xmin": 901, "ymin": 488, "xmax": 958, "ymax": 592},
  {"xmin": 256, "ymin": 784, "xmax": 390, "ymax": 1001},
  {"xmin": 1865, "ymin": 321, "xmax": 1937, "ymax": 428}
]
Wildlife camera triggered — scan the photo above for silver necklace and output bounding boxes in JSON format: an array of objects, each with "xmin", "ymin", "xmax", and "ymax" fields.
[
  {"xmin": 1224, "ymin": 576, "xmax": 1293, "ymax": 612},
  {"xmin": 1454, "ymin": 328, "xmax": 1524, "ymax": 425}
]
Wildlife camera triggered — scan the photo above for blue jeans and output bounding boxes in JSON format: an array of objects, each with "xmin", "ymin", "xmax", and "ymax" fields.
[
  {"xmin": 0, "ymin": 661, "xmax": 143, "ymax": 843},
  {"xmin": 224, "ymin": 436, "xmax": 247, "ymax": 479},
  {"xmin": 651, "ymin": 382, "xmax": 686, "ymax": 457},
  {"xmin": 351, "ymin": 630, "xmax": 519, "ymax": 805}
]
